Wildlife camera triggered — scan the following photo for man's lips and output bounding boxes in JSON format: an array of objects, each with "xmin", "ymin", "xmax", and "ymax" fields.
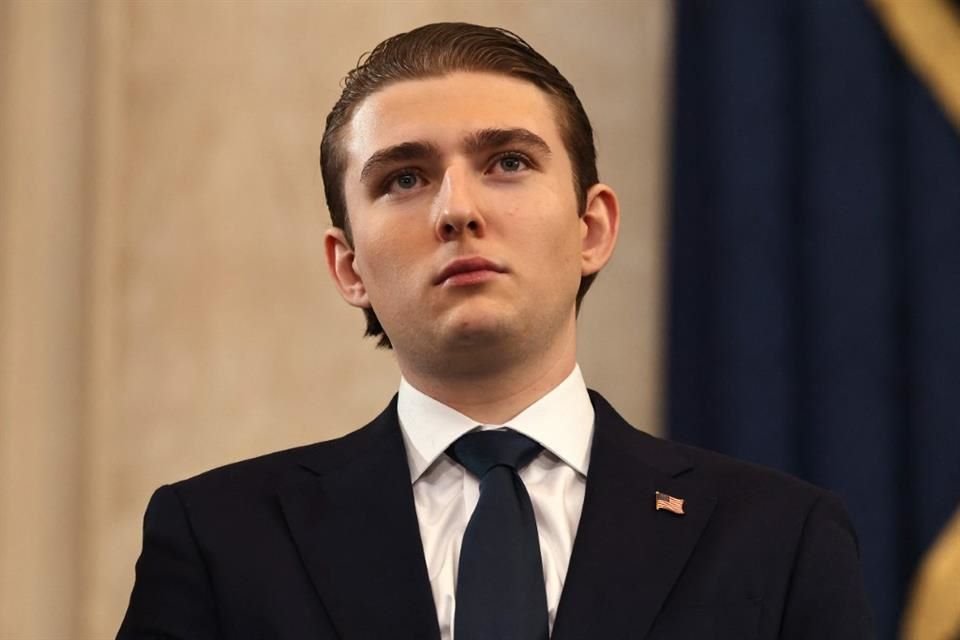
[{"xmin": 434, "ymin": 257, "xmax": 507, "ymax": 286}]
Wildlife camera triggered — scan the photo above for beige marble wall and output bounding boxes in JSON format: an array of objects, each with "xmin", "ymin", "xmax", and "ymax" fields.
[
  {"xmin": 0, "ymin": 1, "xmax": 91, "ymax": 636},
  {"xmin": 0, "ymin": 1, "xmax": 672, "ymax": 637}
]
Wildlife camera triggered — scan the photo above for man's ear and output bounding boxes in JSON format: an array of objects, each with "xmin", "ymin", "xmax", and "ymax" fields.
[
  {"xmin": 580, "ymin": 183, "xmax": 620, "ymax": 277},
  {"xmin": 324, "ymin": 227, "xmax": 371, "ymax": 309}
]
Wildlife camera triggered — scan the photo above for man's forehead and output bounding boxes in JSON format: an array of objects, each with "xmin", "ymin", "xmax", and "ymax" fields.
[{"xmin": 343, "ymin": 72, "xmax": 563, "ymax": 165}]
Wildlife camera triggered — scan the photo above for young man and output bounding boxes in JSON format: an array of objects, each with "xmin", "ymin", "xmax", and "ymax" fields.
[{"xmin": 119, "ymin": 23, "xmax": 873, "ymax": 639}]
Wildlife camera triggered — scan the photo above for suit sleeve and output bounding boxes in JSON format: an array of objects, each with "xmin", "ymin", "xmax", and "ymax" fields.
[
  {"xmin": 117, "ymin": 484, "xmax": 221, "ymax": 640},
  {"xmin": 779, "ymin": 491, "xmax": 874, "ymax": 639}
]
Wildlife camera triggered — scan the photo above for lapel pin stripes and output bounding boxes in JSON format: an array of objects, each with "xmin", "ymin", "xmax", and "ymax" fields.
[{"xmin": 655, "ymin": 491, "xmax": 685, "ymax": 515}]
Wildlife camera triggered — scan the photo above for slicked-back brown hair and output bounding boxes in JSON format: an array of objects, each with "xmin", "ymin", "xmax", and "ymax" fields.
[{"xmin": 320, "ymin": 22, "xmax": 600, "ymax": 348}]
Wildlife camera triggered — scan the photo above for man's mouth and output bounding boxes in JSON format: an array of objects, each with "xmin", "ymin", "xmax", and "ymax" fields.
[{"xmin": 434, "ymin": 257, "xmax": 507, "ymax": 286}]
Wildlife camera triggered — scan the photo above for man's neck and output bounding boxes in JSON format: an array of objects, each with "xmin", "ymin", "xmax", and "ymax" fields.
[{"xmin": 398, "ymin": 333, "xmax": 578, "ymax": 425}]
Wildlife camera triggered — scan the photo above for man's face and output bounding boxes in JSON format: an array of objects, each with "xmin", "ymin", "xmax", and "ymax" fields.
[{"xmin": 330, "ymin": 72, "xmax": 597, "ymax": 373}]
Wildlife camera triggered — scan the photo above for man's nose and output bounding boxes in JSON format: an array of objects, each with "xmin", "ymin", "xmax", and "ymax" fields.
[{"xmin": 433, "ymin": 167, "xmax": 486, "ymax": 241}]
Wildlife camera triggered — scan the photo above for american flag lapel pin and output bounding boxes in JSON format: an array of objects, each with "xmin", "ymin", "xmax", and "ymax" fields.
[{"xmin": 655, "ymin": 491, "xmax": 685, "ymax": 516}]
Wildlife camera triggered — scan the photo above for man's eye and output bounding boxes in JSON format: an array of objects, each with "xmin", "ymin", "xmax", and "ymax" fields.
[
  {"xmin": 492, "ymin": 153, "xmax": 530, "ymax": 174},
  {"xmin": 379, "ymin": 170, "xmax": 425, "ymax": 195},
  {"xmin": 393, "ymin": 172, "xmax": 420, "ymax": 190}
]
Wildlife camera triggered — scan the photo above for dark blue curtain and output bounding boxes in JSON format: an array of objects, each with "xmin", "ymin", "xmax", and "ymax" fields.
[{"xmin": 667, "ymin": 1, "xmax": 960, "ymax": 636}]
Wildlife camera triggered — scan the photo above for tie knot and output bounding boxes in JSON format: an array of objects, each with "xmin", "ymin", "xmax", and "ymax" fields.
[{"xmin": 447, "ymin": 430, "xmax": 543, "ymax": 478}]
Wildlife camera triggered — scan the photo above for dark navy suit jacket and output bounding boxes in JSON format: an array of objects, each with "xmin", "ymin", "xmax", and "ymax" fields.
[{"xmin": 118, "ymin": 391, "xmax": 873, "ymax": 639}]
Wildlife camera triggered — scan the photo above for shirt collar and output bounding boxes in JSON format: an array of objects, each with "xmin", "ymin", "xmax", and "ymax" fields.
[{"xmin": 397, "ymin": 365, "xmax": 595, "ymax": 482}]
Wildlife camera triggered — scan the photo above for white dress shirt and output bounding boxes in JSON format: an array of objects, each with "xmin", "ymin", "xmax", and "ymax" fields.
[{"xmin": 397, "ymin": 365, "xmax": 594, "ymax": 640}]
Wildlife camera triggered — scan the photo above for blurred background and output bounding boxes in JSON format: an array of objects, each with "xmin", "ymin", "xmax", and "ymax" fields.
[{"xmin": 0, "ymin": 0, "xmax": 956, "ymax": 638}]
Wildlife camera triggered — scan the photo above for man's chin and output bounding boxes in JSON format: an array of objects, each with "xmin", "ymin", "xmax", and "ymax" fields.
[
  {"xmin": 441, "ymin": 322, "xmax": 511, "ymax": 349},
  {"xmin": 437, "ymin": 304, "xmax": 518, "ymax": 343}
]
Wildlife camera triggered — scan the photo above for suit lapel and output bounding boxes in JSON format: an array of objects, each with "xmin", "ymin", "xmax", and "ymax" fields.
[
  {"xmin": 277, "ymin": 398, "xmax": 440, "ymax": 640},
  {"xmin": 552, "ymin": 392, "xmax": 717, "ymax": 640}
]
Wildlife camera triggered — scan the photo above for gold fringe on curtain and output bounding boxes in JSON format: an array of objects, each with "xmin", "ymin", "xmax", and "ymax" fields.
[
  {"xmin": 900, "ymin": 507, "xmax": 960, "ymax": 640},
  {"xmin": 870, "ymin": 0, "xmax": 960, "ymax": 133},
  {"xmin": 868, "ymin": 2, "xmax": 960, "ymax": 638}
]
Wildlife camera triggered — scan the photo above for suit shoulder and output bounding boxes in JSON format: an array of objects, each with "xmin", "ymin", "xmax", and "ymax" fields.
[
  {"xmin": 591, "ymin": 390, "xmax": 831, "ymax": 506},
  {"xmin": 649, "ymin": 433, "xmax": 854, "ymax": 535},
  {"xmin": 671, "ymin": 437, "xmax": 826, "ymax": 496},
  {"xmin": 168, "ymin": 396, "xmax": 399, "ymax": 499}
]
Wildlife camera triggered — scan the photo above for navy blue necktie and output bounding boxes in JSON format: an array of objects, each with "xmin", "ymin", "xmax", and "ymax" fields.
[{"xmin": 447, "ymin": 430, "xmax": 549, "ymax": 640}]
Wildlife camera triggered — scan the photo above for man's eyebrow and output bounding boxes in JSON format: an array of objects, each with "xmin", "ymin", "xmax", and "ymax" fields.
[
  {"xmin": 359, "ymin": 141, "xmax": 440, "ymax": 183},
  {"xmin": 463, "ymin": 128, "xmax": 552, "ymax": 156},
  {"xmin": 358, "ymin": 129, "xmax": 550, "ymax": 184}
]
